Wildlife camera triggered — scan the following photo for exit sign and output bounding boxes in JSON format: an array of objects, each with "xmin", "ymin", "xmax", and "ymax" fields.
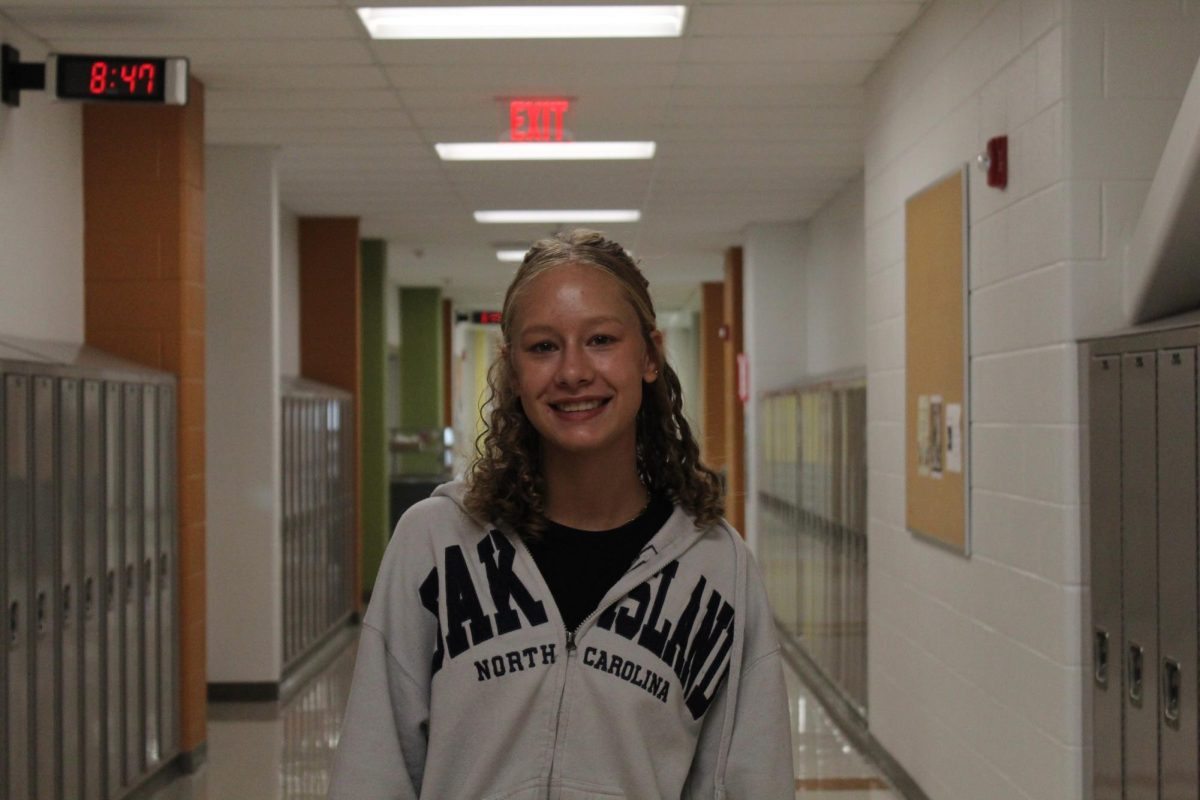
[{"xmin": 510, "ymin": 99, "xmax": 569, "ymax": 142}]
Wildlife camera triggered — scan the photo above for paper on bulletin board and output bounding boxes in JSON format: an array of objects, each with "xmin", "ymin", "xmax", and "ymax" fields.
[
  {"xmin": 945, "ymin": 403, "xmax": 962, "ymax": 473},
  {"xmin": 916, "ymin": 394, "xmax": 943, "ymax": 478}
]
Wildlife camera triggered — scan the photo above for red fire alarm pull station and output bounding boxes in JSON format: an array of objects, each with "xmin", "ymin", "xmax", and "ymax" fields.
[{"xmin": 986, "ymin": 135, "xmax": 1007, "ymax": 189}]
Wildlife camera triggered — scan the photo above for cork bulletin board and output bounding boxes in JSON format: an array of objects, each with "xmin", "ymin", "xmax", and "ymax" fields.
[{"xmin": 905, "ymin": 166, "xmax": 970, "ymax": 554}]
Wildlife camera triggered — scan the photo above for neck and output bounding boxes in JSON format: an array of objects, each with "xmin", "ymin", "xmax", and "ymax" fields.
[{"xmin": 541, "ymin": 441, "xmax": 648, "ymax": 531}]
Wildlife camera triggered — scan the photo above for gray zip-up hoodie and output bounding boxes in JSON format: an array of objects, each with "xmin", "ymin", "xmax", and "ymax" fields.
[{"xmin": 328, "ymin": 481, "xmax": 793, "ymax": 799}]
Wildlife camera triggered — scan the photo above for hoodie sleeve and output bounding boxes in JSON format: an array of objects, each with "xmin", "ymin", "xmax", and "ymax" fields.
[
  {"xmin": 328, "ymin": 501, "xmax": 445, "ymax": 799},
  {"xmin": 327, "ymin": 623, "xmax": 429, "ymax": 799},
  {"xmin": 685, "ymin": 541, "xmax": 794, "ymax": 799}
]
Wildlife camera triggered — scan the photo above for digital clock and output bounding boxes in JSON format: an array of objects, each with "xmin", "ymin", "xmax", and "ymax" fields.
[{"xmin": 46, "ymin": 54, "xmax": 188, "ymax": 105}]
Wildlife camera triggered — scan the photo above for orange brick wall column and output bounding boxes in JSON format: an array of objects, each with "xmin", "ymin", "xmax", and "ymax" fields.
[
  {"xmin": 723, "ymin": 247, "xmax": 746, "ymax": 535},
  {"xmin": 298, "ymin": 218, "xmax": 363, "ymax": 613},
  {"xmin": 83, "ymin": 78, "xmax": 208, "ymax": 755}
]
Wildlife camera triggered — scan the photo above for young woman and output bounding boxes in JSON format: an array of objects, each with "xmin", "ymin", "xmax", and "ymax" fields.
[{"xmin": 329, "ymin": 230, "xmax": 793, "ymax": 799}]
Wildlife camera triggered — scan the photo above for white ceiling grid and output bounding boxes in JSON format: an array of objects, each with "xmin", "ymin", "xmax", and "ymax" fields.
[{"xmin": 1, "ymin": 0, "xmax": 927, "ymax": 302}]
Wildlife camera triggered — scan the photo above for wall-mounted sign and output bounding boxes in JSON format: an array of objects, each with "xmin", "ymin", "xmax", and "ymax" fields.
[
  {"xmin": 468, "ymin": 311, "xmax": 501, "ymax": 326},
  {"xmin": 510, "ymin": 99, "xmax": 569, "ymax": 142}
]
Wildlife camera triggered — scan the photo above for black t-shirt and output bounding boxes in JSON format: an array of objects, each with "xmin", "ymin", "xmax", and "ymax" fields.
[{"xmin": 525, "ymin": 493, "xmax": 674, "ymax": 632}]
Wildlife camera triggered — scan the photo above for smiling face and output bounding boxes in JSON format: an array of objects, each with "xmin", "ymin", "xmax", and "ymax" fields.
[{"xmin": 507, "ymin": 262, "xmax": 661, "ymax": 464}]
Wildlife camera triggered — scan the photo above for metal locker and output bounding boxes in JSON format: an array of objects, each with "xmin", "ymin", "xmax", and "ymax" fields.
[
  {"xmin": 81, "ymin": 380, "xmax": 103, "ymax": 800},
  {"xmin": 1156, "ymin": 348, "xmax": 1198, "ymax": 799},
  {"xmin": 33, "ymin": 376, "xmax": 58, "ymax": 800},
  {"xmin": 6, "ymin": 374, "xmax": 32, "ymax": 800},
  {"xmin": 104, "ymin": 381, "xmax": 125, "ymax": 796},
  {"xmin": 309, "ymin": 400, "xmax": 319, "ymax": 652},
  {"xmin": 60, "ymin": 378, "xmax": 82, "ymax": 800},
  {"xmin": 122, "ymin": 383, "xmax": 143, "ymax": 784},
  {"xmin": 142, "ymin": 384, "xmax": 160, "ymax": 770},
  {"xmin": 282, "ymin": 397, "xmax": 290, "ymax": 664},
  {"xmin": 1120, "ymin": 352, "xmax": 1159, "ymax": 800},
  {"xmin": 1089, "ymin": 355, "xmax": 1123, "ymax": 800},
  {"xmin": 158, "ymin": 384, "xmax": 177, "ymax": 760}
]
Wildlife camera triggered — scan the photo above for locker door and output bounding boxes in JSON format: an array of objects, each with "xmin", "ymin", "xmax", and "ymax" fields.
[
  {"xmin": 141, "ymin": 384, "xmax": 160, "ymax": 769},
  {"xmin": 104, "ymin": 382, "xmax": 124, "ymax": 795},
  {"xmin": 1089, "ymin": 355, "xmax": 1122, "ymax": 800},
  {"xmin": 281, "ymin": 397, "xmax": 289, "ymax": 665},
  {"xmin": 157, "ymin": 384, "xmax": 177, "ymax": 759},
  {"xmin": 6, "ymin": 374, "xmax": 32, "ymax": 800},
  {"xmin": 1156, "ymin": 348, "xmax": 1198, "ymax": 799},
  {"xmin": 1120, "ymin": 352, "xmax": 1158, "ymax": 800},
  {"xmin": 32, "ymin": 376, "xmax": 57, "ymax": 800},
  {"xmin": 81, "ymin": 381, "xmax": 103, "ymax": 800},
  {"xmin": 122, "ymin": 383, "xmax": 143, "ymax": 783},
  {"xmin": 60, "ymin": 378, "xmax": 82, "ymax": 800}
]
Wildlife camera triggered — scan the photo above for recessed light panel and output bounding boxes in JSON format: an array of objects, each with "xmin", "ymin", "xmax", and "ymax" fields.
[
  {"xmin": 475, "ymin": 210, "xmax": 641, "ymax": 224},
  {"xmin": 357, "ymin": 5, "xmax": 687, "ymax": 39},
  {"xmin": 436, "ymin": 142, "xmax": 656, "ymax": 161}
]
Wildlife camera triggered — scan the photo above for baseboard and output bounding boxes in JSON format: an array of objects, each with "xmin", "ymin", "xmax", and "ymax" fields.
[{"xmin": 778, "ymin": 632, "xmax": 931, "ymax": 800}]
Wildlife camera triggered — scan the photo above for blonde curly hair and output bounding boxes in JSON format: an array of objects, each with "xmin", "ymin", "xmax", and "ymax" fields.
[{"xmin": 463, "ymin": 229, "xmax": 724, "ymax": 541}]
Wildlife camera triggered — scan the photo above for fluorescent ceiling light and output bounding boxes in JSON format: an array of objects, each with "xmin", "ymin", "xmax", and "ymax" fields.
[
  {"xmin": 437, "ymin": 142, "xmax": 655, "ymax": 161},
  {"xmin": 496, "ymin": 249, "xmax": 528, "ymax": 262},
  {"xmin": 357, "ymin": 5, "xmax": 687, "ymax": 39},
  {"xmin": 475, "ymin": 210, "xmax": 641, "ymax": 224}
]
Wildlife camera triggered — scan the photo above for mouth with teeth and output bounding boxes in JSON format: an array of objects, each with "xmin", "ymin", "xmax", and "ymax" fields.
[{"xmin": 549, "ymin": 397, "xmax": 611, "ymax": 420}]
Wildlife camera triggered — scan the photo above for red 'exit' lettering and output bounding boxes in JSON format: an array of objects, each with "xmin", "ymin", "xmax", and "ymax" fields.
[{"xmin": 510, "ymin": 100, "xmax": 569, "ymax": 142}]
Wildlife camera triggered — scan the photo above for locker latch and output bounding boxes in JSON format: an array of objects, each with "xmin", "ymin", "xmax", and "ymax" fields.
[
  {"xmin": 1128, "ymin": 643, "xmax": 1145, "ymax": 704},
  {"xmin": 1093, "ymin": 628, "xmax": 1109, "ymax": 686},
  {"xmin": 8, "ymin": 600, "xmax": 18, "ymax": 645},
  {"xmin": 1162, "ymin": 658, "xmax": 1182, "ymax": 726}
]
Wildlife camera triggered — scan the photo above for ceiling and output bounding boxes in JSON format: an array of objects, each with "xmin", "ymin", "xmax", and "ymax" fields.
[{"xmin": 1, "ymin": 0, "xmax": 927, "ymax": 308}]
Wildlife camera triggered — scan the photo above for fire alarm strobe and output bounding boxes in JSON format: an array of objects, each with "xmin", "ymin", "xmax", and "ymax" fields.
[{"xmin": 2, "ymin": 45, "xmax": 188, "ymax": 107}]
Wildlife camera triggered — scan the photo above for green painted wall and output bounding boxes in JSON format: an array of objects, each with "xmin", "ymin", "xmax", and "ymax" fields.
[
  {"xmin": 360, "ymin": 240, "xmax": 389, "ymax": 593},
  {"xmin": 398, "ymin": 287, "xmax": 444, "ymax": 475}
]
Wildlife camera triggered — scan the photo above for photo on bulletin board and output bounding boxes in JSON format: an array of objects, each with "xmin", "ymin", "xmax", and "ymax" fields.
[{"xmin": 905, "ymin": 165, "xmax": 970, "ymax": 555}]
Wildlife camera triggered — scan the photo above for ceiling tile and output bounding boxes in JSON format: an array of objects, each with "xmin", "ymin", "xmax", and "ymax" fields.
[
  {"xmin": 195, "ymin": 64, "xmax": 388, "ymax": 90},
  {"xmin": 8, "ymin": 7, "xmax": 362, "ymax": 39},
  {"xmin": 47, "ymin": 37, "xmax": 374, "ymax": 65},
  {"xmin": 687, "ymin": 4, "xmax": 925, "ymax": 37},
  {"xmin": 208, "ymin": 89, "xmax": 402, "ymax": 111},
  {"xmin": 682, "ymin": 35, "xmax": 897, "ymax": 63},
  {"xmin": 674, "ymin": 60, "xmax": 875, "ymax": 86}
]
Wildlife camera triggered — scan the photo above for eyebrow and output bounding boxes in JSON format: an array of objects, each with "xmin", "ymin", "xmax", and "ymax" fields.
[{"xmin": 519, "ymin": 316, "xmax": 627, "ymax": 336}]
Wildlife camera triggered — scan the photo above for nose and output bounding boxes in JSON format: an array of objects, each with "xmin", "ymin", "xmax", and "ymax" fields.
[{"xmin": 554, "ymin": 341, "xmax": 593, "ymax": 388}]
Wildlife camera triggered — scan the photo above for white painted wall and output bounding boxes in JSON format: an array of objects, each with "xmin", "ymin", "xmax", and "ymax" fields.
[
  {"xmin": 742, "ymin": 222, "xmax": 808, "ymax": 551},
  {"xmin": 863, "ymin": 1, "xmax": 1200, "ymax": 798},
  {"xmin": 0, "ymin": 23, "xmax": 83, "ymax": 344},
  {"xmin": 205, "ymin": 146, "xmax": 283, "ymax": 683},
  {"xmin": 279, "ymin": 207, "xmax": 300, "ymax": 377},
  {"xmin": 806, "ymin": 175, "xmax": 866, "ymax": 376}
]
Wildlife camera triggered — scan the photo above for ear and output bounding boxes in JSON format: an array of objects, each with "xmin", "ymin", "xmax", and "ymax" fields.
[{"xmin": 643, "ymin": 329, "xmax": 665, "ymax": 383}]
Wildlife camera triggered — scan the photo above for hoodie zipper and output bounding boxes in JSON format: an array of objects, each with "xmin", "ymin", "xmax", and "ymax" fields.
[{"xmin": 515, "ymin": 534, "xmax": 609, "ymax": 798}]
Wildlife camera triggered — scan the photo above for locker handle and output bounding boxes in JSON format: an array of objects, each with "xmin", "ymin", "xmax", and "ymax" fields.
[
  {"xmin": 8, "ymin": 600, "xmax": 18, "ymax": 644},
  {"xmin": 1128, "ymin": 643, "xmax": 1145, "ymax": 704},
  {"xmin": 106, "ymin": 569, "xmax": 115, "ymax": 608},
  {"xmin": 62, "ymin": 583, "xmax": 72, "ymax": 622},
  {"xmin": 36, "ymin": 590, "xmax": 47, "ymax": 634},
  {"xmin": 84, "ymin": 576, "xmax": 95, "ymax": 617},
  {"xmin": 1163, "ymin": 658, "xmax": 1182, "ymax": 726},
  {"xmin": 144, "ymin": 557, "xmax": 153, "ymax": 598},
  {"xmin": 1093, "ymin": 628, "xmax": 1109, "ymax": 687}
]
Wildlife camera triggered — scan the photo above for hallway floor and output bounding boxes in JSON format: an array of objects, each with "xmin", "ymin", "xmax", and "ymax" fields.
[{"xmin": 147, "ymin": 629, "xmax": 900, "ymax": 800}]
